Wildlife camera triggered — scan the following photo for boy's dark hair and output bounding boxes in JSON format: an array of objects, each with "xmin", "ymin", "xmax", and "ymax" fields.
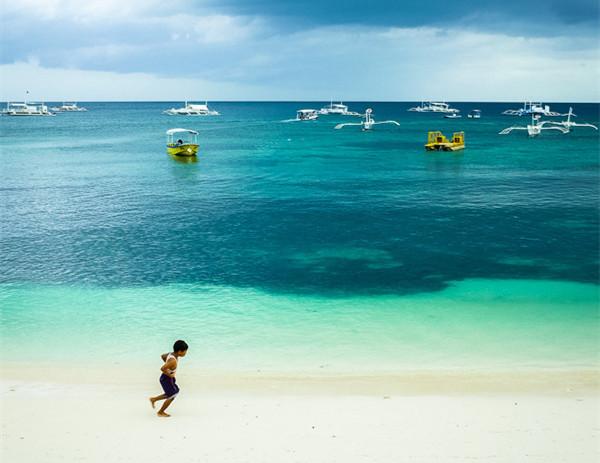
[{"xmin": 173, "ymin": 340, "xmax": 188, "ymax": 352}]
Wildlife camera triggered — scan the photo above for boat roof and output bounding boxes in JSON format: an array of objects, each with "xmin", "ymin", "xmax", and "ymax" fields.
[
  {"xmin": 166, "ymin": 128, "xmax": 198, "ymax": 135},
  {"xmin": 297, "ymin": 109, "xmax": 317, "ymax": 112}
]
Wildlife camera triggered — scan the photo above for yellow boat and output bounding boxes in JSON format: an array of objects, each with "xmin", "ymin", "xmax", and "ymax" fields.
[
  {"xmin": 424, "ymin": 131, "xmax": 465, "ymax": 151},
  {"xmin": 166, "ymin": 128, "xmax": 199, "ymax": 156}
]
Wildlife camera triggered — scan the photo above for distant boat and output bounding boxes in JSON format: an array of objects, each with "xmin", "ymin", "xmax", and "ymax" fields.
[
  {"xmin": 2, "ymin": 102, "xmax": 54, "ymax": 116},
  {"xmin": 318, "ymin": 101, "xmax": 361, "ymax": 116},
  {"xmin": 502, "ymin": 102, "xmax": 561, "ymax": 117},
  {"xmin": 334, "ymin": 108, "xmax": 400, "ymax": 131},
  {"xmin": 166, "ymin": 128, "xmax": 199, "ymax": 156},
  {"xmin": 444, "ymin": 113, "xmax": 462, "ymax": 119},
  {"xmin": 296, "ymin": 109, "xmax": 319, "ymax": 121},
  {"xmin": 408, "ymin": 101, "xmax": 459, "ymax": 114},
  {"xmin": 50, "ymin": 102, "xmax": 87, "ymax": 112},
  {"xmin": 467, "ymin": 109, "xmax": 481, "ymax": 119},
  {"xmin": 164, "ymin": 101, "xmax": 219, "ymax": 116},
  {"xmin": 544, "ymin": 107, "xmax": 598, "ymax": 133}
]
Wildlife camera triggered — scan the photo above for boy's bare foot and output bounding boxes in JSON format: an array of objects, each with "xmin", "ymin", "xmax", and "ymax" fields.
[
  {"xmin": 157, "ymin": 411, "xmax": 170, "ymax": 417},
  {"xmin": 149, "ymin": 398, "xmax": 155, "ymax": 409}
]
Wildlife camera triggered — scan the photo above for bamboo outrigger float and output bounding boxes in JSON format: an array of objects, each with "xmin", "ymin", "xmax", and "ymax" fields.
[{"xmin": 425, "ymin": 131, "xmax": 465, "ymax": 151}]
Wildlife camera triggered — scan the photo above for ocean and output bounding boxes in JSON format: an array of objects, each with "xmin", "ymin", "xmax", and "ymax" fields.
[{"xmin": 1, "ymin": 102, "xmax": 598, "ymax": 373}]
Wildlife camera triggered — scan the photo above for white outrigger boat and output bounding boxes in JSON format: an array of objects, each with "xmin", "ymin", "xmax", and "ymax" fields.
[
  {"xmin": 334, "ymin": 108, "xmax": 399, "ymax": 131},
  {"xmin": 2, "ymin": 102, "xmax": 54, "ymax": 116},
  {"xmin": 164, "ymin": 101, "xmax": 219, "ymax": 116},
  {"xmin": 296, "ymin": 109, "xmax": 319, "ymax": 121},
  {"xmin": 50, "ymin": 102, "xmax": 87, "ymax": 112},
  {"xmin": 408, "ymin": 101, "xmax": 459, "ymax": 114},
  {"xmin": 541, "ymin": 107, "xmax": 598, "ymax": 133},
  {"xmin": 318, "ymin": 101, "xmax": 361, "ymax": 116},
  {"xmin": 502, "ymin": 102, "xmax": 562, "ymax": 117},
  {"xmin": 499, "ymin": 114, "xmax": 569, "ymax": 137}
]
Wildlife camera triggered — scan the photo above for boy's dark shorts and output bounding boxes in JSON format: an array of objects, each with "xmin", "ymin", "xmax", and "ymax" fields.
[{"xmin": 159, "ymin": 374, "xmax": 180, "ymax": 399}]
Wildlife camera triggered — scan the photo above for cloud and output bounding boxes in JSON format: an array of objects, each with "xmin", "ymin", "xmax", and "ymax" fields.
[
  {"xmin": 1, "ymin": 1, "xmax": 598, "ymax": 100},
  {"xmin": 2, "ymin": 0, "xmax": 167, "ymax": 22},
  {"xmin": 0, "ymin": 61, "xmax": 273, "ymax": 101}
]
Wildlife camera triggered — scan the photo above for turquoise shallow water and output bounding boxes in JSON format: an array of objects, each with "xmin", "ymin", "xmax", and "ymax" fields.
[
  {"xmin": 1, "ymin": 102, "xmax": 599, "ymax": 372},
  {"xmin": 0, "ymin": 279, "xmax": 598, "ymax": 372}
]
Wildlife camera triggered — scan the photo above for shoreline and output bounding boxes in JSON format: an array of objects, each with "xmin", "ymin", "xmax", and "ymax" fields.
[{"xmin": 2, "ymin": 364, "xmax": 598, "ymax": 396}]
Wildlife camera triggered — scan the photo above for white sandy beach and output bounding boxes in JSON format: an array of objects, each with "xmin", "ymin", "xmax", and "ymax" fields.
[{"xmin": 1, "ymin": 367, "xmax": 598, "ymax": 462}]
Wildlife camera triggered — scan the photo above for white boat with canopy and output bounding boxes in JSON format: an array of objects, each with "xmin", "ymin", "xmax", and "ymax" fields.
[
  {"xmin": 50, "ymin": 102, "xmax": 87, "ymax": 112},
  {"xmin": 164, "ymin": 101, "xmax": 219, "ymax": 116},
  {"xmin": 502, "ymin": 102, "xmax": 562, "ymax": 117},
  {"xmin": 318, "ymin": 101, "xmax": 361, "ymax": 116},
  {"xmin": 408, "ymin": 101, "xmax": 459, "ymax": 114},
  {"xmin": 2, "ymin": 102, "xmax": 54, "ymax": 116},
  {"xmin": 296, "ymin": 109, "xmax": 319, "ymax": 121}
]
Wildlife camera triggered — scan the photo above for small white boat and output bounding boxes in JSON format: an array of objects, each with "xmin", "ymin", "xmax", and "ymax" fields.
[
  {"xmin": 2, "ymin": 102, "xmax": 54, "ymax": 116},
  {"xmin": 408, "ymin": 101, "xmax": 459, "ymax": 114},
  {"xmin": 164, "ymin": 101, "xmax": 219, "ymax": 116},
  {"xmin": 50, "ymin": 102, "xmax": 87, "ymax": 112},
  {"xmin": 467, "ymin": 110, "xmax": 481, "ymax": 119},
  {"xmin": 296, "ymin": 109, "xmax": 319, "ymax": 121},
  {"xmin": 444, "ymin": 113, "xmax": 462, "ymax": 119},
  {"xmin": 335, "ymin": 109, "xmax": 399, "ymax": 131},
  {"xmin": 318, "ymin": 101, "xmax": 361, "ymax": 116}
]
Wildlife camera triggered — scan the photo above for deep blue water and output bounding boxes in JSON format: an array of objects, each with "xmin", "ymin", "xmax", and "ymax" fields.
[{"xmin": 1, "ymin": 102, "xmax": 599, "ymax": 295}]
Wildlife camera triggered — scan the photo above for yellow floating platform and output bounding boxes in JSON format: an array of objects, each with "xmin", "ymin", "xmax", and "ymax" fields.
[
  {"xmin": 166, "ymin": 144, "xmax": 199, "ymax": 156},
  {"xmin": 425, "ymin": 131, "xmax": 465, "ymax": 151}
]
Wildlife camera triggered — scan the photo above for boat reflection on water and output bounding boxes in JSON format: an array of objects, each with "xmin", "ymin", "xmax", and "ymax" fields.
[{"xmin": 168, "ymin": 153, "xmax": 198, "ymax": 164}]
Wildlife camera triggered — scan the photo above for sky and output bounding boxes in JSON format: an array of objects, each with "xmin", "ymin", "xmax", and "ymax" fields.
[{"xmin": 0, "ymin": 0, "xmax": 599, "ymax": 101}]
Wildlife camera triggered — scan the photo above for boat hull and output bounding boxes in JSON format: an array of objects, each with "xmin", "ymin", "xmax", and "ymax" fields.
[
  {"xmin": 424, "ymin": 131, "xmax": 465, "ymax": 151},
  {"xmin": 425, "ymin": 144, "xmax": 464, "ymax": 151},
  {"xmin": 167, "ymin": 144, "xmax": 199, "ymax": 156}
]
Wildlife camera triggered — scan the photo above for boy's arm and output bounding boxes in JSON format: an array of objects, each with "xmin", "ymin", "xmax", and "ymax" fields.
[
  {"xmin": 161, "ymin": 353, "xmax": 168, "ymax": 362},
  {"xmin": 160, "ymin": 358, "xmax": 177, "ymax": 378}
]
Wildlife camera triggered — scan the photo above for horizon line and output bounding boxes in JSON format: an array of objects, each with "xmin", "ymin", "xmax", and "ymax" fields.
[{"xmin": 2, "ymin": 100, "xmax": 599, "ymax": 104}]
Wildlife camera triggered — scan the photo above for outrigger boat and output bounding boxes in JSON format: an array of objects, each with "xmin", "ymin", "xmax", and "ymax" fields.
[
  {"xmin": 50, "ymin": 102, "xmax": 87, "ymax": 112},
  {"xmin": 296, "ymin": 109, "xmax": 319, "ymax": 121},
  {"xmin": 318, "ymin": 101, "xmax": 361, "ymax": 116},
  {"xmin": 408, "ymin": 101, "xmax": 459, "ymax": 114},
  {"xmin": 166, "ymin": 128, "xmax": 199, "ymax": 156},
  {"xmin": 444, "ymin": 113, "xmax": 462, "ymax": 119},
  {"xmin": 334, "ymin": 108, "xmax": 399, "ymax": 131},
  {"xmin": 499, "ymin": 114, "xmax": 568, "ymax": 137},
  {"xmin": 502, "ymin": 102, "xmax": 562, "ymax": 117},
  {"xmin": 542, "ymin": 107, "xmax": 598, "ymax": 133},
  {"xmin": 425, "ymin": 131, "xmax": 465, "ymax": 151},
  {"xmin": 2, "ymin": 102, "xmax": 54, "ymax": 116},
  {"xmin": 164, "ymin": 101, "xmax": 219, "ymax": 116}
]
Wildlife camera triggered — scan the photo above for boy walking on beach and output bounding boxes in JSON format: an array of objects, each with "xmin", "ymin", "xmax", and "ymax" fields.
[{"xmin": 149, "ymin": 340, "xmax": 188, "ymax": 417}]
